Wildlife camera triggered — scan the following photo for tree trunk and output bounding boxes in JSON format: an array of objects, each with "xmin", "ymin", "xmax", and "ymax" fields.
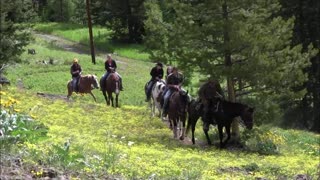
[
  {"xmin": 126, "ymin": 0, "xmax": 134, "ymax": 43},
  {"xmin": 311, "ymin": 54, "xmax": 320, "ymax": 132},
  {"xmin": 59, "ymin": 0, "xmax": 63, "ymax": 22},
  {"xmin": 222, "ymin": 0, "xmax": 240, "ymax": 139},
  {"xmin": 86, "ymin": 0, "xmax": 96, "ymax": 64}
]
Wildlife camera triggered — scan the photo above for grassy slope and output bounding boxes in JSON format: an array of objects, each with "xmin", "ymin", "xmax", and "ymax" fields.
[
  {"xmin": 3, "ymin": 87, "xmax": 319, "ymax": 179},
  {"xmin": 8, "ymin": 36, "xmax": 150, "ymax": 106},
  {"xmin": 33, "ymin": 23, "xmax": 150, "ymax": 61},
  {"xmin": 2, "ymin": 24, "xmax": 319, "ymax": 179}
]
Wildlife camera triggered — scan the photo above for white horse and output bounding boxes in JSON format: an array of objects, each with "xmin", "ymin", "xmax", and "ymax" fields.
[{"xmin": 149, "ymin": 81, "xmax": 166, "ymax": 117}]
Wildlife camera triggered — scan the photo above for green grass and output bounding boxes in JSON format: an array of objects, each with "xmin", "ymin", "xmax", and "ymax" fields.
[
  {"xmin": 1, "ymin": 87, "xmax": 319, "ymax": 179},
  {"xmin": 33, "ymin": 22, "xmax": 150, "ymax": 61},
  {"xmin": 7, "ymin": 36, "xmax": 151, "ymax": 106}
]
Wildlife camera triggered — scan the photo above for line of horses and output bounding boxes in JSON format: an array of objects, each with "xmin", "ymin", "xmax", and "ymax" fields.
[
  {"xmin": 66, "ymin": 74, "xmax": 254, "ymax": 148},
  {"xmin": 148, "ymin": 80, "xmax": 255, "ymax": 148}
]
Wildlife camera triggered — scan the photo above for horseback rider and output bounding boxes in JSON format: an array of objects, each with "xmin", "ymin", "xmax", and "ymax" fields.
[
  {"xmin": 100, "ymin": 54, "xmax": 123, "ymax": 91},
  {"xmin": 70, "ymin": 58, "xmax": 82, "ymax": 92},
  {"xmin": 161, "ymin": 67, "xmax": 184, "ymax": 116},
  {"xmin": 165, "ymin": 65, "xmax": 173, "ymax": 82},
  {"xmin": 145, "ymin": 62, "xmax": 164, "ymax": 102}
]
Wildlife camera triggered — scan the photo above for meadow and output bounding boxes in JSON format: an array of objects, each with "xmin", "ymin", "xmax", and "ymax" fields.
[
  {"xmin": 0, "ymin": 24, "xmax": 319, "ymax": 179},
  {"xmin": 33, "ymin": 23, "xmax": 150, "ymax": 61}
]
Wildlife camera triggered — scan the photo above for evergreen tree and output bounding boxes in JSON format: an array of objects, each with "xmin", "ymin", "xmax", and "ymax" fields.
[
  {"xmin": 144, "ymin": 0, "xmax": 316, "ymax": 135},
  {"xmin": 0, "ymin": 0, "xmax": 32, "ymax": 66},
  {"xmin": 91, "ymin": 0, "xmax": 146, "ymax": 43},
  {"xmin": 280, "ymin": 0, "xmax": 320, "ymax": 132},
  {"xmin": 71, "ymin": 0, "xmax": 87, "ymax": 25},
  {"xmin": 45, "ymin": 0, "xmax": 73, "ymax": 22}
]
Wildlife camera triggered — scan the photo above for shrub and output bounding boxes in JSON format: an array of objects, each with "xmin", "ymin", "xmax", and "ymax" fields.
[{"xmin": 242, "ymin": 127, "xmax": 285, "ymax": 155}]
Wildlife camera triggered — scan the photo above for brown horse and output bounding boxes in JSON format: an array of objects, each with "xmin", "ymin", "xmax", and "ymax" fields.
[
  {"xmin": 167, "ymin": 90, "xmax": 189, "ymax": 140},
  {"xmin": 67, "ymin": 75, "xmax": 100, "ymax": 102},
  {"xmin": 101, "ymin": 72, "xmax": 120, "ymax": 107}
]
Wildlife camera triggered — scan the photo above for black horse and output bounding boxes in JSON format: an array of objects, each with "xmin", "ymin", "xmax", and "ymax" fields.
[{"xmin": 187, "ymin": 99, "xmax": 254, "ymax": 148}]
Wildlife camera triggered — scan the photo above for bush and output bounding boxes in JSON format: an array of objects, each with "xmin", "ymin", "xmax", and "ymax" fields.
[{"xmin": 242, "ymin": 127, "xmax": 285, "ymax": 155}]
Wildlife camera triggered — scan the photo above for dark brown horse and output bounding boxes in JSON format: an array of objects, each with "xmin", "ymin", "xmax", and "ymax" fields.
[
  {"xmin": 67, "ymin": 75, "xmax": 100, "ymax": 102},
  {"xmin": 168, "ymin": 90, "xmax": 189, "ymax": 140},
  {"xmin": 101, "ymin": 72, "xmax": 120, "ymax": 107},
  {"xmin": 187, "ymin": 99, "xmax": 254, "ymax": 148}
]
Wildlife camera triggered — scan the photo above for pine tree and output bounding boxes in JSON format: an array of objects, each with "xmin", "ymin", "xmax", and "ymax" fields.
[
  {"xmin": 91, "ymin": 0, "xmax": 146, "ymax": 43},
  {"xmin": 280, "ymin": 0, "xmax": 320, "ymax": 132},
  {"xmin": 144, "ymin": 0, "xmax": 316, "ymax": 136},
  {"xmin": 0, "ymin": 0, "xmax": 32, "ymax": 66}
]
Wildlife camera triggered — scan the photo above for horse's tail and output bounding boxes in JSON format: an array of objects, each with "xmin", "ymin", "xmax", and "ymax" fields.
[
  {"xmin": 186, "ymin": 115, "xmax": 191, "ymax": 136},
  {"xmin": 185, "ymin": 99, "xmax": 195, "ymax": 136}
]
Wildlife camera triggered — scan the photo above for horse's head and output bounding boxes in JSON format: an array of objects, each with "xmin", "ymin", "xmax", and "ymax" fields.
[
  {"xmin": 92, "ymin": 75, "xmax": 100, "ymax": 89},
  {"xmin": 157, "ymin": 81, "xmax": 166, "ymax": 92},
  {"xmin": 179, "ymin": 90, "xmax": 190, "ymax": 111},
  {"xmin": 240, "ymin": 106, "xmax": 254, "ymax": 130}
]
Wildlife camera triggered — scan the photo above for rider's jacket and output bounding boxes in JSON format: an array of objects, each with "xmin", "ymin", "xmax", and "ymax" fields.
[
  {"xmin": 70, "ymin": 64, "xmax": 82, "ymax": 78},
  {"xmin": 105, "ymin": 59, "xmax": 117, "ymax": 73}
]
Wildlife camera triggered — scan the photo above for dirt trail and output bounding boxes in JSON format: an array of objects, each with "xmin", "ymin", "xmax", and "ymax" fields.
[{"xmin": 34, "ymin": 33, "xmax": 126, "ymax": 64}]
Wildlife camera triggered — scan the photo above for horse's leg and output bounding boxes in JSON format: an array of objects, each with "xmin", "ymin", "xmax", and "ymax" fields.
[
  {"xmin": 89, "ymin": 92, "xmax": 97, "ymax": 102},
  {"xmin": 115, "ymin": 94, "xmax": 119, "ymax": 107},
  {"xmin": 67, "ymin": 82, "xmax": 72, "ymax": 100},
  {"xmin": 173, "ymin": 118, "xmax": 178, "ymax": 139},
  {"xmin": 150, "ymin": 98, "xmax": 154, "ymax": 117},
  {"xmin": 168, "ymin": 115, "xmax": 173, "ymax": 130},
  {"xmin": 109, "ymin": 93, "xmax": 114, "ymax": 107},
  {"xmin": 218, "ymin": 124, "xmax": 225, "ymax": 148},
  {"xmin": 103, "ymin": 91, "xmax": 109, "ymax": 105},
  {"xmin": 223, "ymin": 123, "xmax": 231, "ymax": 146},
  {"xmin": 191, "ymin": 118, "xmax": 196, "ymax": 144},
  {"xmin": 179, "ymin": 115, "xmax": 186, "ymax": 140},
  {"xmin": 203, "ymin": 121, "xmax": 211, "ymax": 145}
]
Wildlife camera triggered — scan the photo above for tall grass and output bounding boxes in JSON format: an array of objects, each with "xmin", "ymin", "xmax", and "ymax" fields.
[{"xmin": 33, "ymin": 23, "xmax": 150, "ymax": 61}]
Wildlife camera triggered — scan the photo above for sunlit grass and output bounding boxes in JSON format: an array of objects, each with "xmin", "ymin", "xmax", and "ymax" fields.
[
  {"xmin": 1, "ymin": 87, "xmax": 319, "ymax": 179},
  {"xmin": 7, "ymin": 37, "xmax": 152, "ymax": 106},
  {"xmin": 33, "ymin": 22, "xmax": 150, "ymax": 61}
]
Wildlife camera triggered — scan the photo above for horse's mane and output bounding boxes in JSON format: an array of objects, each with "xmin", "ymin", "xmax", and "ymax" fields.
[
  {"xmin": 107, "ymin": 73, "xmax": 119, "ymax": 81},
  {"xmin": 220, "ymin": 100, "xmax": 249, "ymax": 113}
]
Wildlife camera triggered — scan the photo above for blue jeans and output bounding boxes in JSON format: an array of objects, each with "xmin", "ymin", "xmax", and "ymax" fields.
[
  {"xmin": 162, "ymin": 88, "xmax": 173, "ymax": 113},
  {"xmin": 146, "ymin": 80, "xmax": 156, "ymax": 99},
  {"xmin": 72, "ymin": 77, "xmax": 80, "ymax": 92}
]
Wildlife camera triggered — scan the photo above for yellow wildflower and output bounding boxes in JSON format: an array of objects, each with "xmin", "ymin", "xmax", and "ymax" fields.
[{"xmin": 30, "ymin": 114, "xmax": 37, "ymax": 119}]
